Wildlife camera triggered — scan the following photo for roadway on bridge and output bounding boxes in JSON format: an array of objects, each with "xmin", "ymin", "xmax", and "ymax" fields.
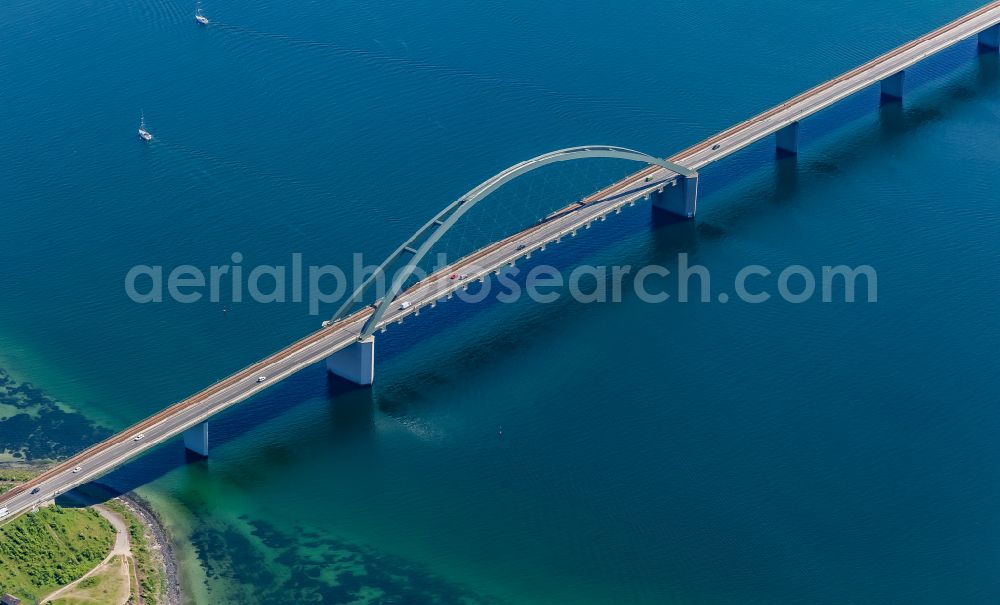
[{"xmin": 3, "ymin": 0, "xmax": 1000, "ymax": 523}]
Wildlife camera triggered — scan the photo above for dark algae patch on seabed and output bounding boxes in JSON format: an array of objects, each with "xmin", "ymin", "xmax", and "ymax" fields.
[
  {"xmin": 0, "ymin": 368, "xmax": 111, "ymax": 462},
  {"xmin": 190, "ymin": 514, "xmax": 502, "ymax": 604}
]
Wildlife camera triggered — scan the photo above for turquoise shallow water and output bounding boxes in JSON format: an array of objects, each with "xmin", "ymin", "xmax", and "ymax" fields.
[{"xmin": 2, "ymin": 0, "xmax": 1000, "ymax": 603}]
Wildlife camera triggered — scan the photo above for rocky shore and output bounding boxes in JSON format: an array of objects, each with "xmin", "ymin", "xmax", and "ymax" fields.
[{"xmin": 115, "ymin": 489, "xmax": 182, "ymax": 605}]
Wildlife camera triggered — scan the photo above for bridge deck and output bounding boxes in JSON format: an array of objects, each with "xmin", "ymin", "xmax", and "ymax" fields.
[{"xmin": 3, "ymin": 1, "xmax": 1000, "ymax": 521}]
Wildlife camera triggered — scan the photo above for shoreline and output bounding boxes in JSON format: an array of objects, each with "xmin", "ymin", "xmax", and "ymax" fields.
[
  {"xmin": 114, "ymin": 488, "xmax": 183, "ymax": 605},
  {"xmin": 86, "ymin": 482, "xmax": 183, "ymax": 605}
]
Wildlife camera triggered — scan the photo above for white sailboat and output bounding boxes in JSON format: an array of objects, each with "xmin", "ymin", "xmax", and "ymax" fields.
[
  {"xmin": 195, "ymin": 2, "xmax": 209, "ymax": 24},
  {"xmin": 138, "ymin": 112, "xmax": 153, "ymax": 141}
]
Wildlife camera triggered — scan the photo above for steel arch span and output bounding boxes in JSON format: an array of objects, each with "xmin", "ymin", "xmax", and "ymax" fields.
[{"xmin": 331, "ymin": 146, "xmax": 694, "ymax": 339}]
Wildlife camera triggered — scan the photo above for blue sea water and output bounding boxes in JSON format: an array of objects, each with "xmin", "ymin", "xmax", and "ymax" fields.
[{"xmin": 2, "ymin": 0, "xmax": 1000, "ymax": 602}]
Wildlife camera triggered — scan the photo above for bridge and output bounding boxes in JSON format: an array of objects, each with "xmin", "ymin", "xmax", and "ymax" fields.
[{"xmin": 2, "ymin": 2, "xmax": 999, "ymax": 523}]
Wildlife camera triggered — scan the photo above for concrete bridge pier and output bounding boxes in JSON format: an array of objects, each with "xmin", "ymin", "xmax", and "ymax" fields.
[
  {"xmin": 326, "ymin": 336, "xmax": 375, "ymax": 386},
  {"xmin": 652, "ymin": 173, "xmax": 699, "ymax": 219},
  {"xmin": 880, "ymin": 71, "xmax": 905, "ymax": 103},
  {"xmin": 980, "ymin": 24, "xmax": 1000, "ymax": 50},
  {"xmin": 183, "ymin": 421, "xmax": 209, "ymax": 457},
  {"xmin": 775, "ymin": 121, "xmax": 800, "ymax": 155}
]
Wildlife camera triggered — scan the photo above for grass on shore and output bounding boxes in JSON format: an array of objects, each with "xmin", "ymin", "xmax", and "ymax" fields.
[
  {"xmin": 0, "ymin": 505, "xmax": 114, "ymax": 605},
  {"xmin": 50, "ymin": 554, "xmax": 131, "ymax": 605},
  {"xmin": 0, "ymin": 468, "xmax": 166, "ymax": 604}
]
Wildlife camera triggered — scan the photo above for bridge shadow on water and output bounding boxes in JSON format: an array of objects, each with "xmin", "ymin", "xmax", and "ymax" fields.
[
  {"xmin": 696, "ymin": 43, "xmax": 999, "ymax": 232},
  {"xmin": 367, "ymin": 217, "xmax": 704, "ymax": 417},
  {"xmin": 59, "ymin": 44, "xmax": 1000, "ymax": 504},
  {"xmin": 62, "ymin": 369, "xmax": 377, "ymax": 506}
]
